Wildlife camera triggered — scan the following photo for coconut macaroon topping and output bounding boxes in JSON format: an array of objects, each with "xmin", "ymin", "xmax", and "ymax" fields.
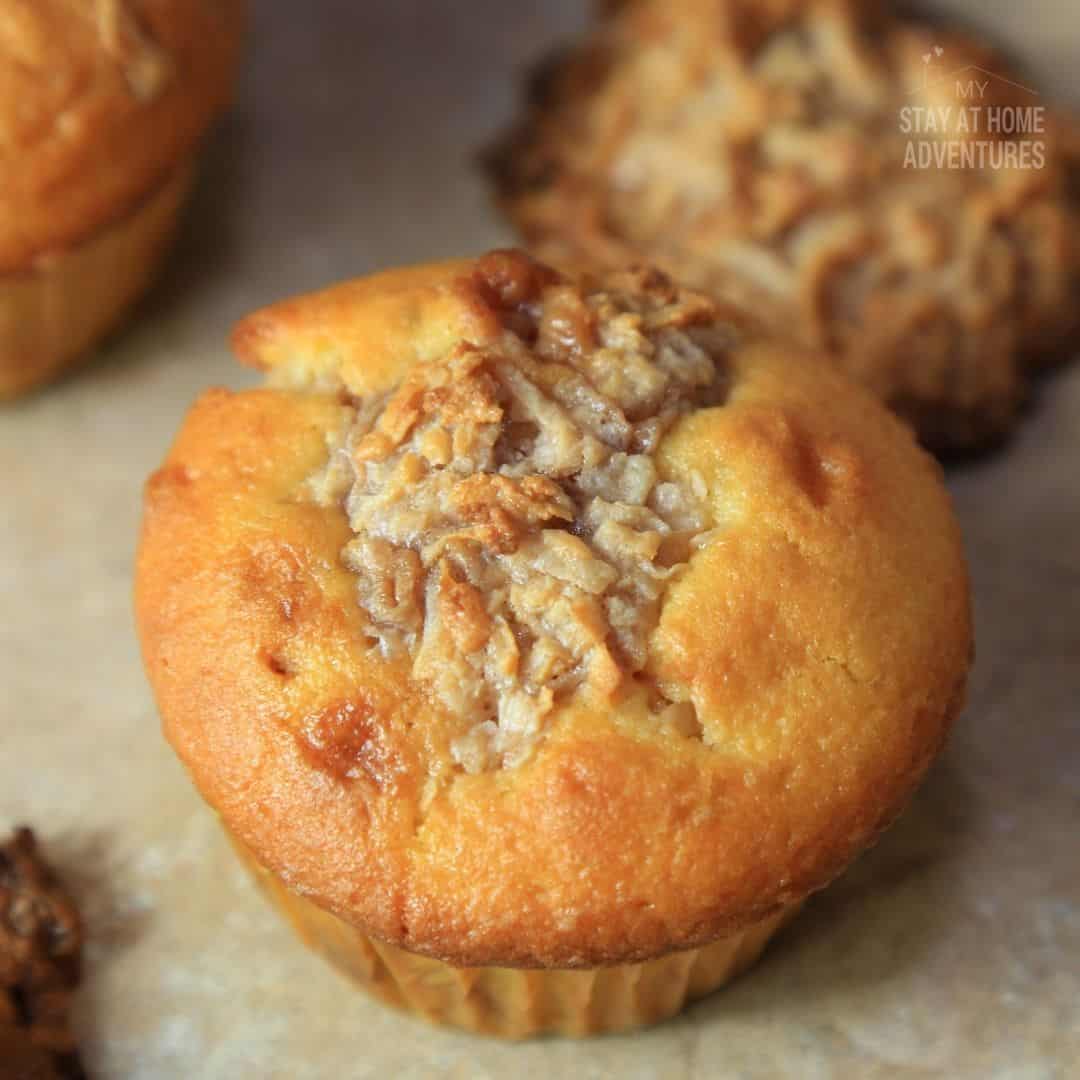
[{"xmin": 309, "ymin": 252, "xmax": 739, "ymax": 771}]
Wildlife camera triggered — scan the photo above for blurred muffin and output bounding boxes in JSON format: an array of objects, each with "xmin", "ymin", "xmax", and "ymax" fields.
[
  {"xmin": 136, "ymin": 250, "xmax": 971, "ymax": 1037},
  {"xmin": 0, "ymin": 0, "xmax": 245, "ymax": 399},
  {"xmin": 489, "ymin": 0, "xmax": 1080, "ymax": 450},
  {"xmin": 0, "ymin": 828, "xmax": 85, "ymax": 1079}
]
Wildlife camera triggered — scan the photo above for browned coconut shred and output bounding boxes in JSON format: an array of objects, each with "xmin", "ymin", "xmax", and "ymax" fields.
[{"xmin": 308, "ymin": 253, "xmax": 738, "ymax": 771}]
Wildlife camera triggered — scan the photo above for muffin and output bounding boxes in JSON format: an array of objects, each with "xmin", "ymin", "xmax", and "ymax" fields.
[
  {"xmin": 0, "ymin": 828, "xmax": 85, "ymax": 1079},
  {"xmin": 135, "ymin": 249, "xmax": 972, "ymax": 1037},
  {"xmin": 0, "ymin": 0, "xmax": 246, "ymax": 399},
  {"xmin": 488, "ymin": 0, "xmax": 1080, "ymax": 450}
]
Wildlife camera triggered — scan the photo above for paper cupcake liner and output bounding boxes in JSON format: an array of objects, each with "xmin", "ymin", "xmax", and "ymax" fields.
[
  {"xmin": 0, "ymin": 160, "xmax": 195, "ymax": 398},
  {"xmin": 230, "ymin": 832, "xmax": 803, "ymax": 1038}
]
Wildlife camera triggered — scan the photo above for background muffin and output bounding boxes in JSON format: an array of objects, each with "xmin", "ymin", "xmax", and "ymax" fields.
[
  {"xmin": 135, "ymin": 250, "xmax": 970, "ymax": 1037},
  {"xmin": 0, "ymin": 0, "xmax": 245, "ymax": 399},
  {"xmin": 0, "ymin": 828, "xmax": 85, "ymax": 1079},
  {"xmin": 489, "ymin": 0, "xmax": 1080, "ymax": 450}
]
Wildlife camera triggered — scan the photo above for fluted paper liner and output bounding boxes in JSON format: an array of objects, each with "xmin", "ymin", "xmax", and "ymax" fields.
[
  {"xmin": 0, "ymin": 161, "xmax": 194, "ymax": 398},
  {"xmin": 230, "ymin": 832, "xmax": 803, "ymax": 1038}
]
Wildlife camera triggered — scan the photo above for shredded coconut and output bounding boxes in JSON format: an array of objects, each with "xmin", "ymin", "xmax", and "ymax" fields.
[{"xmin": 309, "ymin": 253, "xmax": 737, "ymax": 771}]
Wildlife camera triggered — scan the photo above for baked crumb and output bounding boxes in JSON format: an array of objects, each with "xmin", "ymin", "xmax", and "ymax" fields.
[
  {"xmin": 309, "ymin": 251, "xmax": 738, "ymax": 771},
  {"xmin": 0, "ymin": 828, "xmax": 86, "ymax": 1080}
]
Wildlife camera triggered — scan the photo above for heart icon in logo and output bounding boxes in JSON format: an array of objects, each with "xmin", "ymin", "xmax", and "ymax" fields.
[
  {"xmin": 935, "ymin": 46, "xmax": 944, "ymax": 56},
  {"xmin": 922, "ymin": 52, "xmax": 931, "ymax": 63}
]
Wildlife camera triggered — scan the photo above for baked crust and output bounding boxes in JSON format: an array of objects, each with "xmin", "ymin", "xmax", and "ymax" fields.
[
  {"xmin": 136, "ymin": 251, "xmax": 971, "ymax": 968},
  {"xmin": 488, "ymin": 0, "xmax": 1080, "ymax": 450},
  {"xmin": 0, "ymin": 0, "xmax": 245, "ymax": 273},
  {"xmin": 232, "ymin": 828, "xmax": 805, "ymax": 1037}
]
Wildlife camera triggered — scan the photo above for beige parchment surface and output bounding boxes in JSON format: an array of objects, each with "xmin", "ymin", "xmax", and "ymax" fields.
[{"xmin": 2, "ymin": 2, "xmax": 1078, "ymax": 1077}]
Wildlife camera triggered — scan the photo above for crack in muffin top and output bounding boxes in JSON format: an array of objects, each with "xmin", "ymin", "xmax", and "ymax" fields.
[{"xmin": 307, "ymin": 251, "xmax": 739, "ymax": 772}]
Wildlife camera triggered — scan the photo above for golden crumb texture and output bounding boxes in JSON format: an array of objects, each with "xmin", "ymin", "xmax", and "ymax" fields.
[
  {"xmin": 0, "ymin": 0, "xmax": 246, "ymax": 274},
  {"xmin": 136, "ymin": 250, "xmax": 972, "ymax": 969}
]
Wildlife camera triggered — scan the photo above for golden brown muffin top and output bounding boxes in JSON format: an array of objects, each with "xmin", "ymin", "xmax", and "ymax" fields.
[
  {"xmin": 490, "ymin": 0, "xmax": 1080, "ymax": 448},
  {"xmin": 0, "ymin": 0, "xmax": 245, "ymax": 273},
  {"xmin": 136, "ymin": 251, "xmax": 971, "ymax": 967}
]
